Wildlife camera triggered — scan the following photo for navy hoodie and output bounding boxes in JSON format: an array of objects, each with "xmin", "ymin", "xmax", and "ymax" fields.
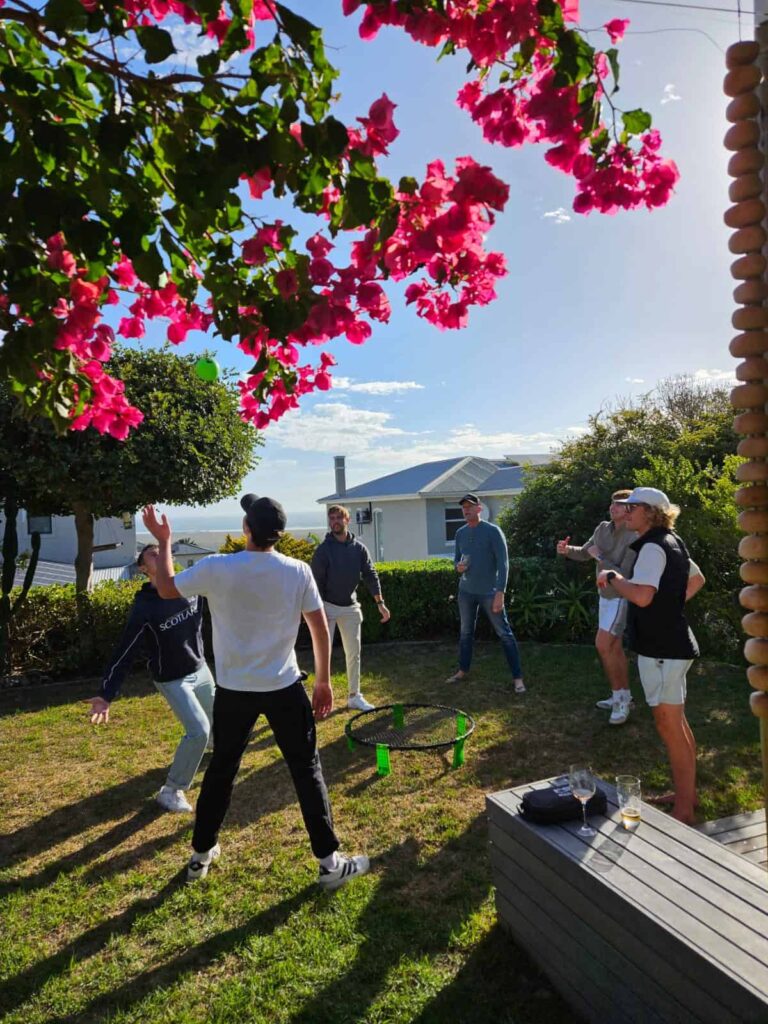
[{"xmin": 100, "ymin": 584, "xmax": 207, "ymax": 702}]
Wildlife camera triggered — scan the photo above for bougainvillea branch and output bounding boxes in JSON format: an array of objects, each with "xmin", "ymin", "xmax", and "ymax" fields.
[{"xmin": 0, "ymin": 0, "xmax": 678, "ymax": 437}]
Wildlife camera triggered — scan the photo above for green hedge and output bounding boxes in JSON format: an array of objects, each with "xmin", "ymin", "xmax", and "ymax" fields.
[{"xmin": 4, "ymin": 557, "xmax": 744, "ymax": 681}]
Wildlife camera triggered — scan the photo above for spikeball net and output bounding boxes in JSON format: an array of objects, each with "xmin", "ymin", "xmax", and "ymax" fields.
[{"xmin": 345, "ymin": 703, "xmax": 476, "ymax": 776}]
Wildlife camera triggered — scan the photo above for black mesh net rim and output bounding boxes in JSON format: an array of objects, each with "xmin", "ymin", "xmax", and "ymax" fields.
[{"xmin": 344, "ymin": 702, "xmax": 476, "ymax": 752}]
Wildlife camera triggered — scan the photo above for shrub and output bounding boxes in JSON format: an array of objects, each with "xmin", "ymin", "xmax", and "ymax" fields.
[
  {"xmin": 219, "ymin": 533, "xmax": 317, "ymax": 562},
  {"xmin": 4, "ymin": 555, "xmax": 743, "ymax": 682}
]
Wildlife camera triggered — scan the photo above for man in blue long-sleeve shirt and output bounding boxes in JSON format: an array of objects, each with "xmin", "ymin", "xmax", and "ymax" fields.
[{"xmin": 446, "ymin": 494, "xmax": 525, "ymax": 693}]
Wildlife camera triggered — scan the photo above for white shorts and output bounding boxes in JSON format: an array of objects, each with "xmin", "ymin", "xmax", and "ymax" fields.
[
  {"xmin": 598, "ymin": 597, "xmax": 627, "ymax": 637},
  {"xmin": 637, "ymin": 656, "xmax": 692, "ymax": 707}
]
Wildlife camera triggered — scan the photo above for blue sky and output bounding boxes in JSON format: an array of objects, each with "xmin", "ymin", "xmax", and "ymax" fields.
[{"xmin": 156, "ymin": 0, "xmax": 742, "ymax": 525}]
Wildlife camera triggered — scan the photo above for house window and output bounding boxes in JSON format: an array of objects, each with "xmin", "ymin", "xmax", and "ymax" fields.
[
  {"xmin": 444, "ymin": 506, "xmax": 464, "ymax": 543},
  {"xmin": 27, "ymin": 515, "xmax": 52, "ymax": 535},
  {"xmin": 187, "ymin": 559, "xmax": 194, "ymax": 567}
]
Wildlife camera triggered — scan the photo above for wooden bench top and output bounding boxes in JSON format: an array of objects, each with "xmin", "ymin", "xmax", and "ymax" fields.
[{"xmin": 487, "ymin": 778, "xmax": 768, "ymax": 1024}]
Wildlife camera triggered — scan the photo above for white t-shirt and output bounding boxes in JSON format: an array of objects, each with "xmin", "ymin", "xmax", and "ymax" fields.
[
  {"xmin": 175, "ymin": 551, "xmax": 322, "ymax": 692},
  {"xmin": 631, "ymin": 544, "xmax": 702, "ymax": 590}
]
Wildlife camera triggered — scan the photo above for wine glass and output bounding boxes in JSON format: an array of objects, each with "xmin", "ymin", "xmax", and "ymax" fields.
[{"xmin": 569, "ymin": 764, "xmax": 597, "ymax": 837}]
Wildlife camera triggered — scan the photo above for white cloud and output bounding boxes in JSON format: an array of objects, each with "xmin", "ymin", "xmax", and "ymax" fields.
[
  {"xmin": 268, "ymin": 402, "xmax": 412, "ymax": 455},
  {"xmin": 543, "ymin": 208, "xmax": 572, "ymax": 225},
  {"xmin": 269, "ymin": 405, "xmax": 563, "ymax": 471},
  {"xmin": 661, "ymin": 84, "xmax": 681, "ymax": 105},
  {"xmin": 625, "ymin": 377, "xmax": 645, "ymax": 384},
  {"xmin": 693, "ymin": 368, "xmax": 736, "ymax": 383},
  {"xmin": 333, "ymin": 378, "xmax": 425, "ymax": 395}
]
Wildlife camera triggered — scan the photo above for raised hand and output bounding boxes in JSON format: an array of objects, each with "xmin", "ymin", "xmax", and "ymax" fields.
[
  {"xmin": 556, "ymin": 536, "xmax": 570, "ymax": 555},
  {"xmin": 142, "ymin": 505, "xmax": 171, "ymax": 543}
]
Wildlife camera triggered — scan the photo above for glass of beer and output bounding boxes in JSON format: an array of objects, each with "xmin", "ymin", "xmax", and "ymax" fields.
[{"xmin": 616, "ymin": 775, "xmax": 642, "ymax": 831}]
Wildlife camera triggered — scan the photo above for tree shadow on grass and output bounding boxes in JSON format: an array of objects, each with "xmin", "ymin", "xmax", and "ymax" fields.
[
  {"xmin": 287, "ymin": 814, "xmax": 570, "ymax": 1024},
  {"xmin": 42, "ymin": 884, "xmax": 316, "ymax": 1024},
  {"xmin": 410, "ymin": 924, "xmax": 575, "ymax": 1024},
  {"xmin": 0, "ymin": 766, "xmax": 168, "ymax": 871}
]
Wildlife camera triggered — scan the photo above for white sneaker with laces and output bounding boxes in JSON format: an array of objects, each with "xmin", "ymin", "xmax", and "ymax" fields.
[
  {"xmin": 156, "ymin": 785, "xmax": 193, "ymax": 813},
  {"xmin": 318, "ymin": 853, "xmax": 370, "ymax": 891},
  {"xmin": 596, "ymin": 694, "xmax": 634, "ymax": 711},
  {"xmin": 348, "ymin": 693, "xmax": 374, "ymax": 712},
  {"xmin": 609, "ymin": 698, "xmax": 631, "ymax": 726},
  {"xmin": 187, "ymin": 843, "xmax": 221, "ymax": 883}
]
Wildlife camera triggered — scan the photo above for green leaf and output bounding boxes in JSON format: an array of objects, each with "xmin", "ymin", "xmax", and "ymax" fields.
[
  {"xmin": 136, "ymin": 27, "xmax": 176, "ymax": 65},
  {"xmin": 606, "ymin": 48, "xmax": 620, "ymax": 93},
  {"xmin": 622, "ymin": 108, "xmax": 652, "ymax": 135}
]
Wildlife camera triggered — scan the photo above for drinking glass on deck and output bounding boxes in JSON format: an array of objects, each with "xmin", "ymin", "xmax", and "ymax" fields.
[
  {"xmin": 616, "ymin": 775, "xmax": 642, "ymax": 831},
  {"xmin": 569, "ymin": 765, "xmax": 597, "ymax": 837}
]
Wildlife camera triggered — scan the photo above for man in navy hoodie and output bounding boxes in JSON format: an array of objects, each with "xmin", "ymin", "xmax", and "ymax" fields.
[
  {"xmin": 88, "ymin": 543, "xmax": 215, "ymax": 813},
  {"xmin": 311, "ymin": 504, "xmax": 390, "ymax": 712}
]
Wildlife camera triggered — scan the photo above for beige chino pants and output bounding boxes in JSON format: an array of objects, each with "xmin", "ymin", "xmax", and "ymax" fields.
[{"xmin": 324, "ymin": 600, "xmax": 363, "ymax": 696}]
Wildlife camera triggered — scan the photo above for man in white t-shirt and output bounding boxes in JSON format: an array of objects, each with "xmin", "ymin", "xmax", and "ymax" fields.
[
  {"xmin": 142, "ymin": 496, "xmax": 369, "ymax": 889},
  {"xmin": 597, "ymin": 487, "xmax": 705, "ymax": 824}
]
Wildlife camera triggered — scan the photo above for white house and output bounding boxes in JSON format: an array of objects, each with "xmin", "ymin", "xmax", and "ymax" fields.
[
  {"xmin": 316, "ymin": 455, "xmax": 548, "ymax": 562},
  {"xmin": 169, "ymin": 539, "xmax": 217, "ymax": 568},
  {"xmin": 1, "ymin": 509, "xmax": 137, "ymax": 587}
]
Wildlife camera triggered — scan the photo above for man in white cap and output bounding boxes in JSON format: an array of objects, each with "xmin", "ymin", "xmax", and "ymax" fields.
[
  {"xmin": 142, "ymin": 496, "xmax": 370, "ymax": 889},
  {"xmin": 597, "ymin": 487, "xmax": 705, "ymax": 824}
]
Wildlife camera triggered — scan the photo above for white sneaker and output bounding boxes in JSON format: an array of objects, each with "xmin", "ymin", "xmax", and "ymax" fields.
[
  {"xmin": 609, "ymin": 698, "xmax": 631, "ymax": 726},
  {"xmin": 318, "ymin": 853, "xmax": 370, "ymax": 891},
  {"xmin": 187, "ymin": 844, "xmax": 221, "ymax": 883},
  {"xmin": 596, "ymin": 694, "xmax": 634, "ymax": 711},
  {"xmin": 156, "ymin": 785, "xmax": 193, "ymax": 813},
  {"xmin": 348, "ymin": 693, "xmax": 374, "ymax": 712}
]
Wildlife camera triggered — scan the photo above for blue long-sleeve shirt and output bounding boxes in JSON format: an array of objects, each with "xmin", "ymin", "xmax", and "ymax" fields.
[
  {"xmin": 99, "ymin": 584, "xmax": 207, "ymax": 701},
  {"xmin": 454, "ymin": 520, "xmax": 509, "ymax": 595}
]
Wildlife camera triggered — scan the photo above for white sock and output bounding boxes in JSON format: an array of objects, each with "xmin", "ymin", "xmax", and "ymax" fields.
[{"xmin": 319, "ymin": 852, "xmax": 339, "ymax": 871}]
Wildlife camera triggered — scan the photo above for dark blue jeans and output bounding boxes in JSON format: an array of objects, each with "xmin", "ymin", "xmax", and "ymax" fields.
[{"xmin": 458, "ymin": 589, "xmax": 523, "ymax": 677}]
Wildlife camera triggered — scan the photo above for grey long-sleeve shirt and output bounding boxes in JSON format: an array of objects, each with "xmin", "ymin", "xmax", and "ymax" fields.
[
  {"xmin": 310, "ymin": 531, "xmax": 382, "ymax": 606},
  {"xmin": 562, "ymin": 520, "xmax": 637, "ymax": 600}
]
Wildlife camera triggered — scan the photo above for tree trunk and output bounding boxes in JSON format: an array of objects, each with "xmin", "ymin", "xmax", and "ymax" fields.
[
  {"xmin": 0, "ymin": 495, "xmax": 19, "ymax": 676},
  {"xmin": 73, "ymin": 502, "xmax": 94, "ymax": 594}
]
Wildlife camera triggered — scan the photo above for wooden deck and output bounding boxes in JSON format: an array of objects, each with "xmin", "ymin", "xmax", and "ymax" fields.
[
  {"xmin": 487, "ymin": 778, "xmax": 768, "ymax": 1024},
  {"xmin": 696, "ymin": 809, "xmax": 767, "ymax": 868}
]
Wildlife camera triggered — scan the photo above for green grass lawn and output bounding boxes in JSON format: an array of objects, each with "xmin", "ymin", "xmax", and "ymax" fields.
[{"xmin": 0, "ymin": 641, "xmax": 761, "ymax": 1024}]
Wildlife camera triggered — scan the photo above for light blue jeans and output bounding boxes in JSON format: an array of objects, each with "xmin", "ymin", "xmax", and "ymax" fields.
[{"xmin": 155, "ymin": 662, "xmax": 215, "ymax": 790}]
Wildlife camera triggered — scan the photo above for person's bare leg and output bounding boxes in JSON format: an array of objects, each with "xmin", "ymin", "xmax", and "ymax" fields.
[
  {"xmin": 595, "ymin": 630, "xmax": 628, "ymax": 692},
  {"xmin": 651, "ymin": 703, "xmax": 697, "ymax": 823}
]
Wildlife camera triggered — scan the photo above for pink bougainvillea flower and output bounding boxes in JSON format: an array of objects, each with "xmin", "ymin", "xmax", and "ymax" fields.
[{"xmin": 604, "ymin": 18, "xmax": 630, "ymax": 43}]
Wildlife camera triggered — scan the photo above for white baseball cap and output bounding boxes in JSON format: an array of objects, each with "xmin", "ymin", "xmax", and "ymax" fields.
[{"xmin": 617, "ymin": 487, "xmax": 671, "ymax": 511}]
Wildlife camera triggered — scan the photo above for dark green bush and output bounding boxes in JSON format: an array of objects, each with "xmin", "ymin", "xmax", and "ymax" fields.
[{"xmin": 5, "ymin": 556, "xmax": 744, "ymax": 681}]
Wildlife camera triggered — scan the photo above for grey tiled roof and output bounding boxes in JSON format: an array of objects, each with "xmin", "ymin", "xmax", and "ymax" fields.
[
  {"xmin": 318, "ymin": 456, "xmax": 525, "ymax": 502},
  {"xmin": 10, "ymin": 561, "xmax": 134, "ymax": 588},
  {"xmin": 318, "ymin": 458, "xmax": 464, "ymax": 501}
]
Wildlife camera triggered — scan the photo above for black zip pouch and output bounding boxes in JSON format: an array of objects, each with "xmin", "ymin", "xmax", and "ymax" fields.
[{"xmin": 519, "ymin": 783, "xmax": 607, "ymax": 824}]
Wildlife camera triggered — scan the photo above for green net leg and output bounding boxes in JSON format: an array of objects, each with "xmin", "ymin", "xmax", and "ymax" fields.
[
  {"xmin": 347, "ymin": 735, "xmax": 356, "ymax": 751},
  {"xmin": 392, "ymin": 703, "xmax": 404, "ymax": 728},
  {"xmin": 456, "ymin": 712, "xmax": 467, "ymax": 737},
  {"xmin": 452, "ymin": 738, "xmax": 466, "ymax": 768},
  {"xmin": 376, "ymin": 743, "xmax": 391, "ymax": 777}
]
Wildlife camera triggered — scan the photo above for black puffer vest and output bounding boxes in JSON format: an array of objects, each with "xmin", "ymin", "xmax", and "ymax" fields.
[{"xmin": 626, "ymin": 528, "xmax": 699, "ymax": 659}]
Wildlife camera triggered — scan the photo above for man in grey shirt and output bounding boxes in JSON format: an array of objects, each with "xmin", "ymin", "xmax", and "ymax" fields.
[
  {"xmin": 311, "ymin": 504, "xmax": 390, "ymax": 712},
  {"xmin": 557, "ymin": 489, "xmax": 637, "ymax": 724}
]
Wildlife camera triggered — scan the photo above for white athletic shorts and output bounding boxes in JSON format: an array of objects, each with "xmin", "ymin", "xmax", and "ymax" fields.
[
  {"xmin": 598, "ymin": 596, "xmax": 627, "ymax": 637},
  {"xmin": 637, "ymin": 656, "xmax": 692, "ymax": 707}
]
